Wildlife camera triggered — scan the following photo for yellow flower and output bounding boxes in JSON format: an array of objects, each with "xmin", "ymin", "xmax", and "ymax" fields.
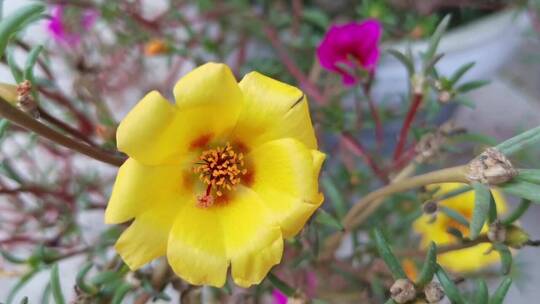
[
  {"xmin": 106, "ymin": 63, "xmax": 325, "ymax": 287},
  {"xmin": 413, "ymin": 183, "xmax": 507, "ymax": 273}
]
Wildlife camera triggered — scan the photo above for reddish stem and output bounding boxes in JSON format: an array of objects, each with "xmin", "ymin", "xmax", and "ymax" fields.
[
  {"xmin": 362, "ymin": 81, "xmax": 383, "ymax": 148},
  {"xmin": 393, "ymin": 93, "xmax": 423, "ymax": 162},
  {"xmin": 262, "ymin": 25, "xmax": 325, "ymax": 104},
  {"xmin": 341, "ymin": 132, "xmax": 388, "ymax": 183}
]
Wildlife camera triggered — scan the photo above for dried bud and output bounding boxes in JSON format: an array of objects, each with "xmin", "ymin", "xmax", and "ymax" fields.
[
  {"xmin": 487, "ymin": 220, "xmax": 506, "ymax": 243},
  {"xmin": 390, "ymin": 279, "xmax": 417, "ymax": 304},
  {"xmin": 424, "ymin": 282, "xmax": 445, "ymax": 303},
  {"xmin": 437, "ymin": 91, "xmax": 452, "ymax": 104},
  {"xmin": 423, "ymin": 201, "xmax": 438, "ymax": 215},
  {"xmin": 16, "ymin": 80, "xmax": 39, "ymax": 118},
  {"xmin": 505, "ymin": 225, "xmax": 530, "ymax": 249},
  {"xmin": 467, "ymin": 148, "xmax": 517, "ymax": 185}
]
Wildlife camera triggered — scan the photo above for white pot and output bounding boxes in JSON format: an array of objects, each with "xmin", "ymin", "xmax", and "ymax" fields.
[{"xmin": 373, "ymin": 9, "xmax": 531, "ymax": 102}]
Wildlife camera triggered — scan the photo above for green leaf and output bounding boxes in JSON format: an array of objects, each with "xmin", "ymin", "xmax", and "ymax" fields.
[
  {"xmin": 489, "ymin": 277, "xmax": 512, "ymax": 304},
  {"xmin": 90, "ymin": 270, "xmax": 122, "ymax": 286},
  {"xmin": 6, "ymin": 47, "xmax": 22, "ymax": 82},
  {"xmin": 456, "ymin": 80, "xmax": 490, "ymax": 93},
  {"xmin": 415, "ymin": 242, "xmax": 437, "ymax": 287},
  {"xmin": 387, "ymin": 49, "xmax": 414, "ymax": 76},
  {"xmin": 302, "ymin": 8, "xmax": 329, "ymax": 30},
  {"xmin": 50, "ymin": 264, "xmax": 65, "ymax": 304},
  {"xmin": 6, "ymin": 269, "xmax": 40, "ymax": 304},
  {"xmin": 0, "ymin": 4, "xmax": 45, "ymax": 58},
  {"xmin": 446, "ymin": 227, "xmax": 464, "ymax": 240},
  {"xmin": 384, "ymin": 299, "xmax": 397, "ymax": 304},
  {"xmin": 321, "ymin": 176, "xmax": 347, "ymax": 219},
  {"xmin": 502, "ymin": 199, "xmax": 531, "ymax": 225},
  {"xmin": 470, "ymin": 183, "xmax": 491, "ymax": 240},
  {"xmin": 434, "ymin": 185, "xmax": 472, "ymax": 201},
  {"xmin": 439, "ymin": 206, "xmax": 469, "ymax": 227},
  {"xmin": 474, "ymin": 280, "xmax": 489, "ymax": 304},
  {"xmin": 488, "ymin": 191, "xmax": 498, "ymax": 224},
  {"xmin": 493, "ymin": 244, "xmax": 512, "ymax": 275},
  {"xmin": 449, "ymin": 62, "xmax": 475, "ymax": 86},
  {"xmin": 111, "ymin": 283, "xmax": 133, "ymax": 304},
  {"xmin": 424, "ymin": 14, "xmax": 451, "ymax": 63},
  {"xmin": 496, "ymin": 125, "xmax": 540, "ymax": 156},
  {"xmin": 515, "ymin": 169, "xmax": 540, "ymax": 184},
  {"xmin": 315, "ymin": 209, "xmax": 343, "ymax": 231},
  {"xmin": 0, "ymin": 117, "xmax": 8, "ymax": 139},
  {"xmin": 23, "ymin": 44, "xmax": 43, "ymax": 82},
  {"xmin": 267, "ymin": 273, "xmax": 295, "ymax": 297},
  {"xmin": 40, "ymin": 282, "xmax": 51, "ymax": 304},
  {"xmin": 76, "ymin": 262, "xmax": 98, "ymax": 295},
  {"xmin": 499, "ymin": 181, "xmax": 539, "ymax": 202},
  {"xmin": 1, "ymin": 249, "xmax": 27, "ymax": 264},
  {"xmin": 435, "ymin": 264, "xmax": 465, "ymax": 304},
  {"xmin": 373, "ymin": 228, "xmax": 407, "ymax": 279}
]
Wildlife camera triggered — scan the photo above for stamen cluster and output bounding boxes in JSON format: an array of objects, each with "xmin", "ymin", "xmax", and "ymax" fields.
[{"xmin": 194, "ymin": 143, "xmax": 247, "ymax": 207}]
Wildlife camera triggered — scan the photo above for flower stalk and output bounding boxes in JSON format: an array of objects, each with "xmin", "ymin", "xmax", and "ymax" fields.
[
  {"xmin": 393, "ymin": 92, "xmax": 423, "ymax": 162},
  {"xmin": 0, "ymin": 96, "xmax": 125, "ymax": 167}
]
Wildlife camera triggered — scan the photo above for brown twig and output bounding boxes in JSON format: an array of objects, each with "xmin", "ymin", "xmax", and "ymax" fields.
[{"xmin": 0, "ymin": 97, "xmax": 125, "ymax": 167}]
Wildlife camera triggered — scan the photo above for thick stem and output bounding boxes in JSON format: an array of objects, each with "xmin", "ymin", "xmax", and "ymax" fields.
[
  {"xmin": 343, "ymin": 165, "xmax": 468, "ymax": 230},
  {"xmin": 0, "ymin": 97, "xmax": 125, "ymax": 167},
  {"xmin": 393, "ymin": 93, "xmax": 423, "ymax": 161}
]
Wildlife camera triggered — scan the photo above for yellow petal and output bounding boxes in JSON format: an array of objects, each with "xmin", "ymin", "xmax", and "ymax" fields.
[
  {"xmin": 167, "ymin": 201, "xmax": 228, "ymax": 287},
  {"xmin": 115, "ymin": 199, "xmax": 179, "ymax": 269},
  {"xmin": 116, "ymin": 91, "xmax": 181, "ymax": 165},
  {"xmin": 234, "ymin": 72, "xmax": 318, "ymax": 150},
  {"xmin": 248, "ymin": 138, "xmax": 325, "ymax": 238},
  {"xmin": 118, "ymin": 63, "xmax": 244, "ymax": 165},
  {"xmin": 413, "ymin": 183, "xmax": 509, "ymax": 273},
  {"xmin": 173, "ymin": 63, "xmax": 242, "ymax": 141},
  {"xmin": 221, "ymin": 187, "xmax": 283, "ymax": 287},
  {"xmin": 438, "ymin": 243, "xmax": 501, "ymax": 273},
  {"xmin": 0, "ymin": 83, "xmax": 18, "ymax": 105},
  {"xmin": 105, "ymin": 158, "xmax": 184, "ymax": 224}
]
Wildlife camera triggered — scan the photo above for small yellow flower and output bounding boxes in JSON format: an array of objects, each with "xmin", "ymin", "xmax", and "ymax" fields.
[
  {"xmin": 144, "ymin": 39, "xmax": 168, "ymax": 56},
  {"xmin": 106, "ymin": 63, "xmax": 325, "ymax": 287},
  {"xmin": 413, "ymin": 183, "xmax": 508, "ymax": 273}
]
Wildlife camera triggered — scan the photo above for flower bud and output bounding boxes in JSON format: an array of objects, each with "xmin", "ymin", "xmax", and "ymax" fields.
[
  {"xmin": 504, "ymin": 225, "xmax": 530, "ymax": 249},
  {"xmin": 390, "ymin": 278, "xmax": 417, "ymax": 304},
  {"xmin": 16, "ymin": 80, "xmax": 39, "ymax": 118},
  {"xmin": 466, "ymin": 148, "xmax": 517, "ymax": 185},
  {"xmin": 487, "ymin": 221, "xmax": 506, "ymax": 244},
  {"xmin": 424, "ymin": 282, "xmax": 445, "ymax": 303}
]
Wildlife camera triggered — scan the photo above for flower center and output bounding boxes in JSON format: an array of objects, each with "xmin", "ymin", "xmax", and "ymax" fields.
[{"xmin": 193, "ymin": 143, "xmax": 247, "ymax": 207}]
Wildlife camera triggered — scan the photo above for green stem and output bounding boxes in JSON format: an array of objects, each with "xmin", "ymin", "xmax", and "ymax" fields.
[
  {"xmin": 343, "ymin": 165, "xmax": 469, "ymax": 230},
  {"xmin": 0, "ymin": 97, "xmax": 124, "ymax": 167}
]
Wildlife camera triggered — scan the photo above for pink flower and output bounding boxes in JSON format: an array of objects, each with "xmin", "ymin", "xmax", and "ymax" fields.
[
  {"xmin": 272, "ymin": 289, "xmax": 288, "ymax": 304},
  {"xmin": 317, "ymin": 19, "xmax": 382, "ymax": 86},
  {"xmin": 47, "ymin": 5, "xmax": 99, "ymax": 48}
]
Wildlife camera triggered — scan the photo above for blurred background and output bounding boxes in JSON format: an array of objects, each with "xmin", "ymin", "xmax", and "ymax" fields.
[{"xmin": 0, "ymin": 0, "xmax": 540, "ymax": 303}]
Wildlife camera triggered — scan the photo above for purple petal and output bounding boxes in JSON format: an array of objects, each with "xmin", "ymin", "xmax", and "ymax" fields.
[
  {"xmin": 316, "ymin": 18, "xmax": 382, "ymax": 84},
  {"xmin": 272, "ymin": 289, "xmax": 288, "ymax": 304}
]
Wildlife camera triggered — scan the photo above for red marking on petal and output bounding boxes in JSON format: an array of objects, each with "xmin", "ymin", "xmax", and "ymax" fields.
[{"xmin": 190, "ymin": 133, "xmax": 213, "ymax": 150}]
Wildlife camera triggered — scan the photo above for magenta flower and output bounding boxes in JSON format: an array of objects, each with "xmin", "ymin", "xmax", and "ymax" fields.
[
  {"xmin": 272, "ymin": 289, "xmax": 288, "ymax": 304},
  {"xmin": 47, "ymin": 5, "xmax": 99, "ymax": 48},
  {"xmin": 317, "ymin": 19, "xmax": 382, "ymax": 86}
]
